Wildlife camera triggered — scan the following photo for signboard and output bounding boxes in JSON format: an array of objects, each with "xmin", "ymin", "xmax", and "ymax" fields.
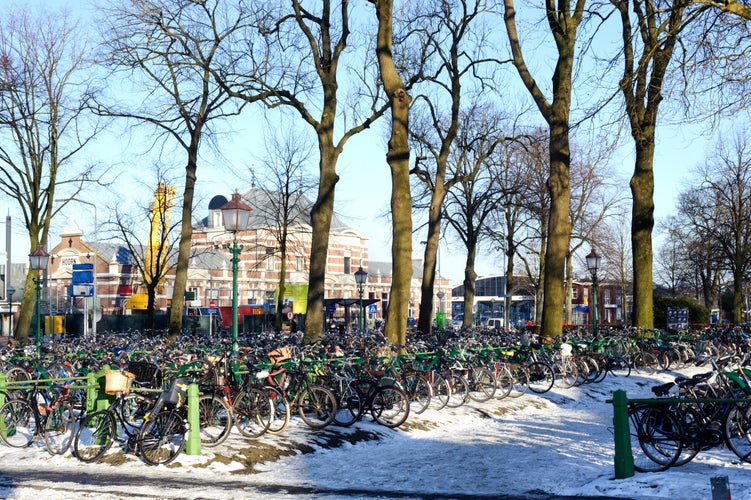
[
  {"xmin": 368, "ymin": 304, "xmax": 378, "ymax": 314},
  {"xmin": 185, "ymin": 291, "xmax": 195, "ymax": 301},
  {"xmin": 667, "ymin": 307, "xmax": 689, "ymax": 330},
  {"xmin": 70, "ymin": 284, "xmax": 94, "ymax": 297},
  {"xmin": 286, "ymin": 311, "xmax": 294, "ymax": 320},
  {"xmin": 209, "ymin": 300, "xmax": 217, "ymax": 314}
]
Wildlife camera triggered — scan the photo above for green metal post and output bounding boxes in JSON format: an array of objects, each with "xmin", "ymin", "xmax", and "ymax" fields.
[
  {"xmin": 612, "ymin": 389, "xmax": 634, "ymax": 479},
  {"xmin": 34, "ymin": 276, "xmax": 43, "ymax": 354},
  {"xmin": 358, "ymin": 286, "xmax": 364, "ymax": 334},
  {"xmin": 86, "ymin": 371, "xmax": 98, "ymax": 415},
  {"xmin": 592, "ymin": 271, "xmax": 599, "ymax": 337},
  {"xmin": 185, "ymin": 383, "xmax": 201, "ymax": 455},
  {"xmin": 226, "ymin": 238, "xmax": 243, "ymax": 355}
]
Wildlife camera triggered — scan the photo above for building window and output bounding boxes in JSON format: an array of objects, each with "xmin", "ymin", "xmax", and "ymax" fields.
[
  {"xmin": 572, "ymin": 288, "xmax": 578, "ymax": 300},
  {"xmin": 344, "ymin": 256, "xmax": 351, "ymax": 274},
  {"xmin": 296, "ymin": 255, "xmax": 304, "ymax": 271},
  {"xmin": 265, "ymin": 247, "xmax": 275, "ymax": 271}
]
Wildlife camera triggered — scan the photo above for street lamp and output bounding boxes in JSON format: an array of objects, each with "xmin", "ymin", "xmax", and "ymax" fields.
[
  {"xmin": 29, "ymin": 245, "xmax": 49, "ymax": 353},
  {"xmin": 220, "ymin": 192, "xmax": 252, "ymax": 355},
  {"xmin": 354, "ymin": 266, "xmax": 367, "ymax": 334},
  {"xmin": 585, "ymin": 248, "xmax": 601, "ymax": 337}
]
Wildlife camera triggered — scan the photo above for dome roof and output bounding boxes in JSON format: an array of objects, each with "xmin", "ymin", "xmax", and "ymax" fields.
[{"xmin": 208, "ymin": 195, "xmax": 228, "ymax": 210}]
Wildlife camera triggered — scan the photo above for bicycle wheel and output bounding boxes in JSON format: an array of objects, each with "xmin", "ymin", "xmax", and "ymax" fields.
[
  {"xmin": 0, "ymin": 399, "xmax": 36, "ymax": 448},
  {"xmin": 333, "ymin": 381, "xmax": 363, "ymax": 427},
  {"xmin": 508, "ymin": 364, "xmax": 529, "ymax": 398},
  {"xmin": 371, "ymin": 386, "xmax": 410, "ymax": 428},
  {"xmin": 234, "ymin": 387, "xmax": 273, "ymax": 438},
  {"xmin": 298, "ymin": 385, "xmax": 337, "ymax": 429},
  {"xmin": 74, "ymin": 410, "xmax": 117, "ymax": 462},
  {"xmin": 493, "ymin": 366, "xmax": 514, "ymax": 400},
  {"xmin": 402, "ymin": 372, "xmax": 431, "ymax": 414},
  {"xmin": 671, "ymin": 405, "xmax": 702, "ymax": 467},
  {"xmin": 44, "ymin": 400, "xmax": 76, "ymax": 455},
  {"xmin": 197, "ymin": 394, "xmax": 232, "ymax": 447},
  {"xmin": 138, "ymin": 410, "xmax": 186, "ymax": 466},
  {"xmin": 427, "ymin": 371, "xmax": 450, "ymax": 410},
  {"xmin": 629, "ymin": 405, "xmax": 682, "ymax": 472},
  {"xmin": 724, "ymin": 402, "xmax": 751, "ymax": 463},
  {"xmin": 5, "ymin": 367, "xmax": 32, "ymax": 399},
  {"xmin": 444, "ymin": 371, "xmax": 469, "ymax": 408},
  {"xmin": 264, "ymin": 386, "xmax": 291, "ymax": 435},
  {"xmin": 467, "ymin": 367, "xmax": 496, "ymax": 403},
  {"xmin": 527, "ymin": 362, "xmax": 554, "ymax": 394},
  {"xmin": 632, "ymin": 352, "xmax": 658, "ymax": 375},
  {"xmin": 554, "ymin": 360, "xmax": 578, "ymax": 389},
  {"xmin": 609, "ymin": 356, "xmax": 631, "ymax": 378}
]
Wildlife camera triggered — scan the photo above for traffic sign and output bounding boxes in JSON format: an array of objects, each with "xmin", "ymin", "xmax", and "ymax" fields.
[
  {"xmin": 286, "ymin": 311, "xmax": 294, "ymax": 320},
  {"xmin": 209, "ymin": 300, "xmax": 216, "ymax": 308}
]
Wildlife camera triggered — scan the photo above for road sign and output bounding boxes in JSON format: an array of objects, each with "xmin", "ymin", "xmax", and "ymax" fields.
[
  {"xmin": 210, "ymin": 300, "xmax": 216, "ymax": 308},
  {"xmin": 70, "ymin": 284, "xmax": 94, "ymax": 297},
  {"xmin": 286, "ymin": 311, "xmax": 294, "ymax": 320},
  {"xmin": 368, "ymin": 304, "xmax": 378, "ymax": 314}
]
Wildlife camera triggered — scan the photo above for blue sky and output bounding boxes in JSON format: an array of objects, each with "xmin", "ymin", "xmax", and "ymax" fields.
[{"xmin": 0, "ymin": 0, "xmax": 730, "ymax": 287}]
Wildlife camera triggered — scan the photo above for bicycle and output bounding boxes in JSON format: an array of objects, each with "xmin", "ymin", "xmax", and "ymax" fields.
[
  {"xmin": 0, "ymin": 378, "xmax": 75, "ymax": 455},
  {"xmin": 73, "ymin": 370, "xmax": 173, "ymax": 464}
]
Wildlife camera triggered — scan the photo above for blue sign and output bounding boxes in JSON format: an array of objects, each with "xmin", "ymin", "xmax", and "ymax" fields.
[
  {"xmin": 72, "ymin": 263, "xmax": 94, "ymax": 284},
  {"xmin": 368, "ymin": 304, "xmax": 378, "ymax": 314},
  {"xmin": 326, "ymin": 304, "xmax": 337, "ymax": 314},
  {"xmin": 70, "ymin": 284, "xmax": 94, "ymax": 297}
]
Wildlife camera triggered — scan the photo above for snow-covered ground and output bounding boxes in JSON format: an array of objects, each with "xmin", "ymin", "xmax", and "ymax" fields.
[{"xmin": 1, "ymin": 364, "xmax": 749, "ymax": 499}]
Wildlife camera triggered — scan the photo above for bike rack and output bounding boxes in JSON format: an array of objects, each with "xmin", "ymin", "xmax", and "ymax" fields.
[
  {"xmin": 0, "ymin": 370, "xmax": 202, "ymax": 457},
  {"xmin": 609, "ymin": 390, "xmax": 751, "ymax": 479}
]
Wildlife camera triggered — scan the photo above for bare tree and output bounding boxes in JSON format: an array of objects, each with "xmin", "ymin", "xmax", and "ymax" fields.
[
  {"xmin": 0, "ymin": 9, "xmax": 101, "ymax": 342},
  {"xmin": 503, "ymin": 0, "xmax": 586, "ymax": 337},
  {"xmin": 250, "ymin": 129, "xmax": 316, "ymax": 332},
  {"xmin": 94, "ymin": 0, "xmax": 251, "ymax": 337},
  {"xmin": 109, "ymin": 181, "xmax": 180, "ymax": 332},
  {"xmin": 565, "ymin": 139, "xmax": 625, "ymax": 324},
  {"xmin": 406, "ymin": 0, "xmax": 509, "ymax": 336},
  {"xmin": 612, "ymin": 0, "xmax": 707, "ymax": 328},
  {"xmin": 443, "ymin": 112, "xmax": 507, "ymax": 327},
  {"xmin": 214, "ymin": 0, "xmax": 390, "ymax": 343},
  {"xmin": 677, "ymin": 135, "xmax": 751, "ymax": 322}
]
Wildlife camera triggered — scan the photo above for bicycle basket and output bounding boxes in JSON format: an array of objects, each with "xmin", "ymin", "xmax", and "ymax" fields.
[
  {"xmin": 268, "ymin": 347, "xmax": 292, "ymax": 364},
  {"xmin": 126, "ymin": 361, "xmax": 162, "ymax": 387},
  {"xmin": 105, "ymin": 370, "xmax": 136, "ymax": 395}
]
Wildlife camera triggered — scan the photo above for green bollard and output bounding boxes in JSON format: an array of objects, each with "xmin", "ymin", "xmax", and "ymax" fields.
[
  {"xmin": 86, "ymin": 371, "xmax": 98, "ymax": 415},
  {"xmin": 95, "ymin": 367, "xmax": 114, "ymax": 413},
  {"xmin": 612, "ymin": 389, "xmax": 635, "ymax": 479},
  {"xmin": 185, "ymin": 383, "xmax": 201, "ymax": 456}
]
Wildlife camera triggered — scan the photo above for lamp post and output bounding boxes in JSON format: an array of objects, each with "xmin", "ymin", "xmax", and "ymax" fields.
[
  {"xmin": 586, "ymin": 248, "xmax": 601, "ymax": 337},
  {"xmin": 220, "ymin": 192, "xmax": 252, "ymax": 355},
  {"xmin": 354, "ymin": 266, "xmax": 367, "ymax": 334},
  {"xmin": 56, "ymin": 198, "xmax": 98, "ymax": 339},
  {"xmin": 29, "ymin": 245, "xmax": 49, "ymax": 353}
]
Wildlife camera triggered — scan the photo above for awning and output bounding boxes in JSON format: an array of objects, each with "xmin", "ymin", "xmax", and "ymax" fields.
[{"xmin": 324, "ymin": 298, "xmax": 380, "ymax": 308}]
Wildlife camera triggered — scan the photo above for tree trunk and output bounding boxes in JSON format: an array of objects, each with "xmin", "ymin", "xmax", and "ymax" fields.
[
  {"xmin": 463, "ymin": 245, "xmax": 478, "ymax": 328},
  {"xmin": 373, "ymin": 0, "xmax": 412, "ymax": 347},
  {"xmin": 630, "ymin": 143, "xmax": 655, "ymax": 328},
  {"xmin": 169, "ymin": 140, "xmax": 200, "ymax": 338},
  {"xmin": 417, "ymin": 192, "xmax": 444, "ymax": 335},
  {"xmin": 304, "ymin": 142, "xmax": 340, "ymax": 343},
  {"xmin": 540, "ymin": 122, "xmax": 572, "ymax": 338}
]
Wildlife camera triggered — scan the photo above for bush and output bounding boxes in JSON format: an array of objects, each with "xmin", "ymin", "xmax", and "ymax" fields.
[{"xmin": 653, "ymin": 295, "xmax": 709, "ymax": 328}]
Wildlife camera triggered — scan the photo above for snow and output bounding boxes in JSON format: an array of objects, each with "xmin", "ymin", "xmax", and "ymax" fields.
[{"xmin": 1, "ymin": 364, "xmax": 749, "ymax": 499}]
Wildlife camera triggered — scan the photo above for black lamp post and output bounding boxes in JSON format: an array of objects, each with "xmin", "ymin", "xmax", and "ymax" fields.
[
  {"xmin": 220, "ymin": 192, "xmax": 252, "ymax": 355},
  {"xmin": 585, "ymin": 248, "xmax": 601, "ymax": 337},
  {"xmin": 354, "ymin": 266, "xmax": 367, "ymax": 334},
  {"xmin": 29, "ymin": 245, "xmax": 49, "ymax": 353}
]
